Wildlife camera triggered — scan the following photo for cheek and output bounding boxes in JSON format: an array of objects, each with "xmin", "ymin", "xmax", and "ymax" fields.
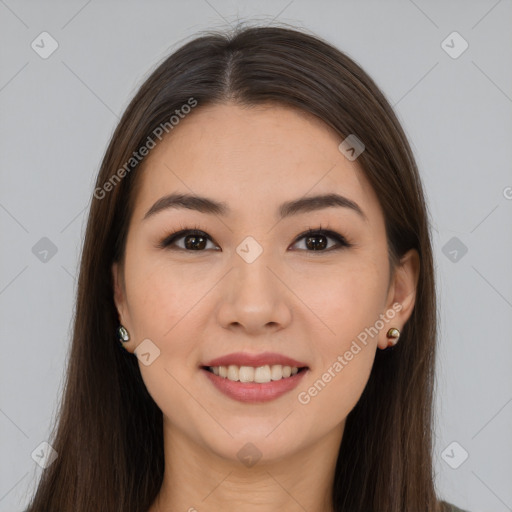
[
  {"xmin": 123, "ymin": 253, "xmax": 216, "ymax": 340},
  {"xmin": 125, "ymin": 260, "xmax": 206, "ymax": 425},
  {"xmin": 293, "ymin": 257, "xmax": 385, "ymax": 409},
  {"xmin": 296, "ymin": 277, "xmax": 381, "ymax": 422},
  {"xmin": 123, "ymin": 255, "xmax": 214, "ymax": 407},
  {"xmin": 297, "ymin": 344, "xmax": 375, "ymax": 429},
  {"xmin": 292, "ymin": 254, "xmax": 386, "ymax": 339}
]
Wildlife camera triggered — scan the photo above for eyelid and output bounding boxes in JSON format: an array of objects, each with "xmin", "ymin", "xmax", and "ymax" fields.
[
  {"xmin": 157, "ymin": 225, "xmax": 352, "ymax": 251},
  {"xmin": 156, "ymin": 227, "xmax": 219, "ymax": 250},
  {"xmin": 290, "ymin": 226, "xmax": 352, "ymax": 251}
]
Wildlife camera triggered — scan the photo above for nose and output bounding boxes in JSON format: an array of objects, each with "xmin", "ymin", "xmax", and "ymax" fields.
[{"xmin": 216, "ymin": 252, "xmax": 292, "ymax": 336}]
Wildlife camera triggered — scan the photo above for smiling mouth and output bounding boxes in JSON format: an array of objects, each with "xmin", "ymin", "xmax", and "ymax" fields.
[{"xmin": 201, "ymin": 364, "xmax": 308, "ymax": 384}]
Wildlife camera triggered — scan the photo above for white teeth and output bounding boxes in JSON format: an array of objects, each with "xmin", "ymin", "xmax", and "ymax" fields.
[
  {"xmin": 227, "ymin": 365, "xmax": 239, "ymax": 381},
  {"xmin": 208, "ymin": 364, "xmax": 300, "ymax": 383},
  {"xmin": 239, "ymin": 366, "xmax": 254, "ymax": 383},
  {"xmin": 254, "ymin": 365, "xmax": 271, "ymax": 383},
  {"xmin": 271, "ymin": 365, "xmax": 283, "ymax": 381}
]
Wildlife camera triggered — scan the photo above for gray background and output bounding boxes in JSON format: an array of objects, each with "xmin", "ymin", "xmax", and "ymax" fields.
[{"xmin": 1, "ymin": 1, "xmax": 511, "ymax": 511}]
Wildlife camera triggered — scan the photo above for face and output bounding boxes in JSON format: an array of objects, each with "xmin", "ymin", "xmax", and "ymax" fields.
[{"xmin": 112, "ymin": 102, "xmax": 419, "ymax": 465}]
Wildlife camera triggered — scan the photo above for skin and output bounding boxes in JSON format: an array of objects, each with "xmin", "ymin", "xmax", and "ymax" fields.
[{"xmin": 112, "ymin": 102, "xmax": 420, "ymax": 512}]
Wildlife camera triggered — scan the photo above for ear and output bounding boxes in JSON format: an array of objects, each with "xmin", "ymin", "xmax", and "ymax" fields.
[
  {"xmin": 112, "ymin": 261, "xmax": 130, "ymax": 330},
  {"xmin": 377, "ymin": 248, "xmax": 420, "ymax": 350}
]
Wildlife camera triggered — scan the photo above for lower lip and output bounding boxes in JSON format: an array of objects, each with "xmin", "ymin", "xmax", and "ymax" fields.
[{"xmin": 201, "ymin": 368, "xmax": 309, "ymax": 403}]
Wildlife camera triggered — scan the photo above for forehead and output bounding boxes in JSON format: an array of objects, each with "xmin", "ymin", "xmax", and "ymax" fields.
[{"xmin": 131, "ymin": 102, "xmax": 382, "ymax": 225}]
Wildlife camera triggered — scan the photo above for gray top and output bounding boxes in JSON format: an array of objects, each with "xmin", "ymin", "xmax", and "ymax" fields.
[{"xmin": 442, "ymin": 501, "xmax": 470, "ymax": 512}]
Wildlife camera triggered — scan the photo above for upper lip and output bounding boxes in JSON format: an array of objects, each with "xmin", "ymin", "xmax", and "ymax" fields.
[{"xmin": 202, "ymin": 351, "xmax": 308, "ymax": 368}]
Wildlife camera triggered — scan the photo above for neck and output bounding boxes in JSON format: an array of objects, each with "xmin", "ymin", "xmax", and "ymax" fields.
[{"xmin": 149, "ymin": 420, "xmax": 344, "ymax": 512}]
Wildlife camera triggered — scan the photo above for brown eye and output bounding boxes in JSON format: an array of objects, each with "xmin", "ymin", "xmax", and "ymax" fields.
[
  {"xmin": 290, "ymin": 229, "xmax": 350, "ymax": 252},
  {"xmin": 158, "ymin": 227, "xmax": 351, "ymax": 253},
  {"xmin": 159, "ymin": 229, "xmax": 219, "ymax": 251}
]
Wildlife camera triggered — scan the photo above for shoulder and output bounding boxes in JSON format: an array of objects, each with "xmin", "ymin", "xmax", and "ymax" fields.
[{"xmin": 440, "ymin": 500, "xmax": 471, "ymax": 512}]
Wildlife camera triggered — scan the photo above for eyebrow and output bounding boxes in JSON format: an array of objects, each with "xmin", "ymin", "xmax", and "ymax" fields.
[{"xmin": 143, "ymin": 192, "xmax": 367, "ymax": 221}]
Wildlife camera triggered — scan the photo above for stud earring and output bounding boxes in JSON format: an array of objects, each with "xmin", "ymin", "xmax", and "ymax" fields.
[
  {"xmin": 385, "ymin": 327, "xmax": 400, "ymax": 348},
  {"xmin": 117, "ymin": 325, "xmax": 130, "ymax": 343}
]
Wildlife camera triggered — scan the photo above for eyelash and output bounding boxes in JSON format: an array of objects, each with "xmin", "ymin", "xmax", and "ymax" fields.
[{"xmin": 156, "ymin": 223, "xmax": 353, "ymax": 253}]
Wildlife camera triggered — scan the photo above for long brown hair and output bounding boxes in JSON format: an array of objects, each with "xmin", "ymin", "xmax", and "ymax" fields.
[{"xmin": 25, "ymin": 24, "xmax": 447, "ymax": 512}]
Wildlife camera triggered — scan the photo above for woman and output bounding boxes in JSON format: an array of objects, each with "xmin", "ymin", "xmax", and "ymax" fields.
[{"xmin": 25, "ymin": 25, "xmax": 470, "ymax": 512}]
